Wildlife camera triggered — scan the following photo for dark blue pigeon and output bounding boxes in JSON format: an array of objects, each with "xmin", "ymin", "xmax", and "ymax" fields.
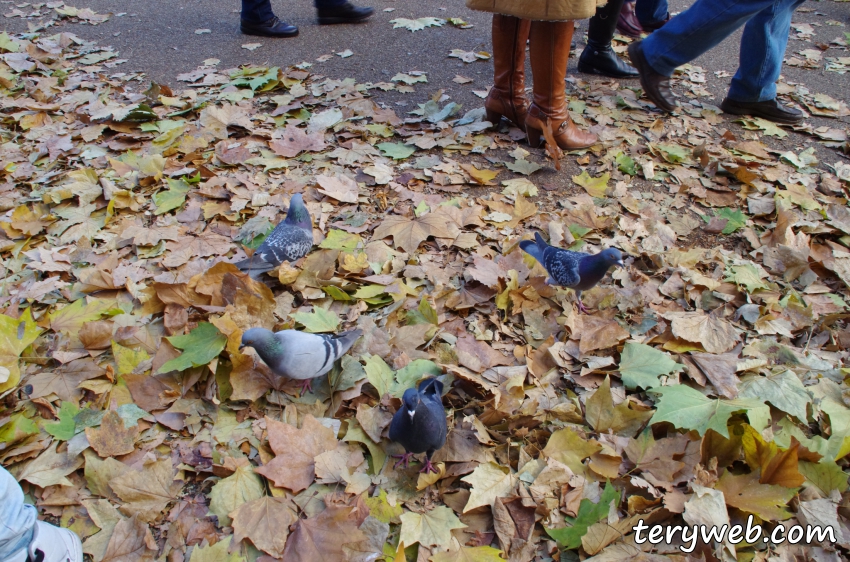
[
  {"xmin": 235, "ymin": 193, "xmax": 313, "ymax": 278},
  {"xmin": 389, "ymin": 378, "xmax": 447, "ymax": 474},
  {"xmin": 520, "ymin": 232, "xmax": 624, "ymax": 313}
]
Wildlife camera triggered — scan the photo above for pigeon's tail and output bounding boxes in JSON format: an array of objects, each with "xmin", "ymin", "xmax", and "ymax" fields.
[
  {"xmin": 333, "ymin": 328, "xmax": 363, "ymax": 355},
  {"xmin": 419, "ymin": 377, "xmax": 443, "ymax": 398},
  {"xmin": 519, "ymin": 232, "xmax": 547, "ymax": 264},
  {"xmin": 234, "ymin": 255, "xmax": 274, "ymax": 279}
]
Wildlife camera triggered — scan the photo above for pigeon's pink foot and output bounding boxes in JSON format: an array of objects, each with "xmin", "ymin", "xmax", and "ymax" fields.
[
  {"xmin": 392, "ymin": 452, "xmax": 415, "ymax": 469},
  {"xmin": 419, "ymin": 458, "xmax": 439, "ymax": 474},
  {"xmin": 577, "ymin": 300, "xmax": 590, "ymax": 314},
  {"xmin": 299, "ymin": 379, "xmax": 313, "ymax": 395}
]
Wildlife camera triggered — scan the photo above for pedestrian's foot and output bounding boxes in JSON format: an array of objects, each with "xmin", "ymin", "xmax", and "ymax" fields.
[
  {"xmin": 578, "ymin": 44, "xmax": 638, "ymax": 79},
  {"xmin": 26, "ymin": 520, "xmax": 83, "ymax": 562},
  {"xmin": 616, "ymin": 0, "xmax": 643, "ymax": 38},
  {"xmin": 241, "ymin": 16, "xmax": 299, "ymax": 37},
  {"xmin": 317, "ymin": 2, "xmax": 373, "ymax": 25},
  {"xmin": 719, "ymin": 97, "xmax": 803, "ymax": 125},
  {"xmin": 627, "ymin": 41, "xmax": 676, "ymax": 112},
  {"xmin": 392, "ymin": 452, "xmax": 415, "ymax": 469}
]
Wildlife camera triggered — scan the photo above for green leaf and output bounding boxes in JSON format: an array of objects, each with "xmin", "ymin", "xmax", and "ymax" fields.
[
  {"xmin": 363, "ymin": 354, "xmax": 394, "ymax": 397},
  {"xmin": 799, "ymin": 460, "xmax": 849, "ymax": 495},
  {"xmin": 377, "ymin": 142, "xmax": 416, "ymax": 160},
  {"xmin": 44, "ymin": 401, "xmax": 79, "ymax": 441},
  {"xmin": 319, "ymin": 229, "xmax": 362, "ymax": 251},
  {"xmin": 737, "ymin": 371, "xmax": 811, "ymax": 422},
  {"xmin": 158, "ymin": 322, "xmax": 226, "ymax": 374},
  {"xmin": 724, "ymin": 263, "xmax": 768, "ymax": 293},
  {"xmin": 0, "ymin": 32, "xmax": 21, "ymax": 53},
  {"xmin": 713, "ymin": 207, "xmax": 747, "ymax": 234},
  {"xmin": 152, "ymin": 178, "xmax": 191, "ymax": 215},
  {"xmin": 391, "ymin": 359, "xmax": 442, "ymax": 397},
  {"xmin": 619, "ymin": 342, "xmax": 683, "ymax": 389},
  {"xmin": 546, "ymin": 481, "xmax": 618, "ymax": 548},
  {"xmin": 572, "ymin": 170, "xmax": 609, "ymax": 197},
  {"xmin": 505, "ymin": 158, "xmax": 541, "ymax": 176},
  {"xmin": 653, "ymin": 143, "xmax": 690, "ymax": 163},
  {"xmin": 737, "ymin": 117, "xmax": 788, "ymax": 138},
  {"xmin": 290, "ymin": 308, "xmax": 341, "ymax": 333},
  {"xmin": 0, "ymin": 413, "xmax": 38, "ymax": 447},
  {"xmin": 112, "ymin": 341, "xmax": 150, "ymax": 376},
  {"xmin": 322, "ymin": 286, "xmax": 353, "ymax": 301},
  {"xmin": 615, "ymin": 152, "xmax": 637, "ymax": 175},
  {"xmin": 649, "ymin": 385, "xmax": 768, "ymax": 438},
  {"xmin": 0, "ymin": 308, "xmax": 43, "ymax": 392},
  {"xmin": 208, "ymin": 465, "xmax": 264, "ymax": 527},
  {"xmin": 390, "ymin": 17, "xmax": 445, "ymax": 31},
  {"xmin": 364, "ymin": 488, "xmax": 403, "ymax": 524}
]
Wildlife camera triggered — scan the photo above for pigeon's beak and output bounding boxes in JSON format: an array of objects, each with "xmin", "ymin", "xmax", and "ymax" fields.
[
  {"xmin": 616, "ymin": 259, "xmax": 625, "ymax": 268},
  {"xmin": 239, "ymin": 343, "xmax": 248, "ymax": 350}
]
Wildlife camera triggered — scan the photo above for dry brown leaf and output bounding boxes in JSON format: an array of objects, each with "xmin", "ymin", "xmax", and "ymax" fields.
[
  {"xmin": 85, "ymin": 411, "xmax": 140, "ymax": 458},
  {"xmin": 255, "ymin": 415, "xmax": 337, "ymax": 492},
  {"xmin": 231, "ymin": 496, "xmax": 298, "ymax": 558}
]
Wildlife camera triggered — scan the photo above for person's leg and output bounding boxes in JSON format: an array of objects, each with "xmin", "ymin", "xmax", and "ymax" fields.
[
  {"xmin": 640, "ymin": 0, "xmax": 776, "ymax": 77},
  {"xmin": 580, "ymin": 0, "xmax": 639, "ymax": 78},
  {"xmin": 727, "ymin": 0, "xmax": 806, "ymax": 102},
  {"xmin": 240, "ymin": 0, "xmax": 299, "ymax": 37},
  {"xmin": 0, "ymin": 466, "xmax": 37, "ymax": 562},
  {"xmin": 636, "ymin": 0, "xmax": 670, "ymax": 29},
  {"xmin": 485, "ymin": 15, "xmax": 532, "ymax": 129},
  {"xmin": 526, "ymin": 20, "xmax": 598, "ymax": 166},
  {"xmin": 241, "ymin": 0, "xmax": 275, "ymax": 24},
  {"xmin": 719, "ymin": 0, "xmax": 806, "ymax": 123}
]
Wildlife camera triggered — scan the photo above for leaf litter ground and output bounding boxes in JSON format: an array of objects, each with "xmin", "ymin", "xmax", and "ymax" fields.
[{"xmin": 0, "ymin": 12, "xmax": 850, "ymax": 562}]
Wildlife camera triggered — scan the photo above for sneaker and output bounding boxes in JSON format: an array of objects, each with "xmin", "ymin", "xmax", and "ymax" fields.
[{"xmin": 27, "ymin": 520, "xmax": 83, "ymax": 562}]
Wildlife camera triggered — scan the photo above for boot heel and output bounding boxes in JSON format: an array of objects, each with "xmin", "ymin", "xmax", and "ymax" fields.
[
  {"xmin": 525, "ymin": 124, "xmax": 543, "ymax": 148},
  {"xmin": 485, "ymin": 109, "xmax": 503, "ymax": 128}
]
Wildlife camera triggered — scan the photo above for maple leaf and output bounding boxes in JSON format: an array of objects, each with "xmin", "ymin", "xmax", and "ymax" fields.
[
  {"xmin": 282, "ymin": 505, "xmax": 368, "ymax": 561},
  {"xmin": 208, "ymin": 462, "xmax": 265, "ymax": 526},
  {"xmin": 715, "ymin": 470, "xmax": 796, "ymax": 520},
  {"xmin": 372, "ymin": 210, "xmax": 460, "ymax": 253},
  {"xmin": 546, "ymin": 482, "xmax": 618, "ymax": 549},
  {"xmin": 85, "ymin": 410, "xmax": 140, "ymax": 457},
  {"xmin": 585, "ymin": 376, "xmax": 653, "ymax": 437},
  {"xmin": 256, "ymin": 415, "xmax": 337, "ymax": 492},
  {"xmin": 270, "ymin": 123, "xmax": 327, "ymax": 157},
  {"xmin": 649, "ymin": 385, "xmax": 769, "ymax": 438},
  {"xmin": 316, "ymin": 173, "xmax": 359, "ymax": 203},
  {"xmin": 231, "ymin": 496, "xmax": 298, "ymax": 558},
  {"xmin": 618, "ymin": 342, "xmax": 682, "ymax": 389},
  {"xmin": 110, "ymin": 458, "xmax": 182, "ymax": 522},
  {"xmin": 461, "ymin": 462, "xmax": 518, "ymax": 512},
  {"xmin": 399, "ymin": 506, "xmax": 466, "ymax": 548}
]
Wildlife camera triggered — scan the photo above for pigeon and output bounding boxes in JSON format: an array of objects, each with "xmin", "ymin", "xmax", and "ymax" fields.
[
  {"xmin": 520, "ymin": 232, "xmax": 624, "ymax": 313},
  {"xmin": 235, "ymin": 193, "xmax": 313, "ymax": 279},
  {"xmin": 388, "ymin": 378, "xmax": 447, "ymax": 474},
  {"xmin": 239, "ymin": 327, "xmax": 363, "ymax": 394}
]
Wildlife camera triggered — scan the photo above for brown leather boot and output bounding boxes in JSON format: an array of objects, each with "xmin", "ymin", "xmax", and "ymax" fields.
[
  {"xmin": 525, "ymin": 20, "xmax": 597, "ymax": 168},
  {"xmin": 484, "ymin": 15, "xmax": 531, "ymax": 130}
]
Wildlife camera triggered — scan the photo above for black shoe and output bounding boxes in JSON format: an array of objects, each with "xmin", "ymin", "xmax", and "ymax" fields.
[
  {"xmin": 627, "ymin": 40, "xmax": 676, "ymax": 112},
  {"xmin": 317, "ymin": 2, "xmax": 373, "ymax": 24},
  {"xmin": 578, "ymin": 43, "xmax": 638, "ymax": 78},
  {"xmin": 241, "ymin": 16, "xmax": 299, "ymax": 37},
  {"xmin": 719, "ymin": 97, "xmax": 803, "ymax": 125}
]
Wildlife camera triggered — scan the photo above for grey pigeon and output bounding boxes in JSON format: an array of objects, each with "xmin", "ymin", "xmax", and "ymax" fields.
[
  {"xmin": 239, "ymin": 327, "xmax": 362, "ymax": 394},
  {"xmin": 520, "ymin": 232, "xmax": 624, "ymax": 313},
  {"xmin": 235, "ymin": 193, "xmax": 313, "ymax": 278},
  {"xmin": 388, "ymin": 378, "xmax": 447, "ymax": 474}
]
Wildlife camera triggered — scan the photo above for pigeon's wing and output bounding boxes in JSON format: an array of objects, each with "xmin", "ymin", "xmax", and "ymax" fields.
[
  {"xmin": 254, "ymin": 224, "xmax": 313, "ymax": 267},
  {"xmin": 275, "ymin": 330, "xmax": 360, "ymax": 379},
  {"xmin": 542, "ymin": 248, "xmax": 584, "ymax": 287}
]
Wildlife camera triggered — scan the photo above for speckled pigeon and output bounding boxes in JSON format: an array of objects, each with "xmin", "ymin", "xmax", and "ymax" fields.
[
  {"xmin": 235, "ymin": 193, "xmax": 313, "ymax": 278},
  {"xmin": 389, "ymin": 378, "xmax": 447, "ymax": 474},
  {"xmin": 520, "ymin": 232, "xmax": 624, "ymax": 313},
  {"xmin": 239, "ymin": 327, "xmax": 362, "ymax": 394}
]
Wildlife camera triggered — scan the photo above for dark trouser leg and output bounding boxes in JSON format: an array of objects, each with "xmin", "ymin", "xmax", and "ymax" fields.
[{"xmin": 241, "ymin": 0, "xmax": 275, "ymax": 24}]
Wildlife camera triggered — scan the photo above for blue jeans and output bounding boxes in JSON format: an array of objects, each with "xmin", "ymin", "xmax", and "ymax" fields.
[
  {"xmin": 636, "ymin": 0, "xmax": 668, "ymax": 27},
  {"xmin": 0, "ymin": 467, "xmax": 36, "ymax": 561},
  {"xmin": 641, "ymin": 0, "xmax": 806, "ymax": 102},
  {"xmin": 242, "ymin": 0, "xmax": 345, "ymax": 22}
]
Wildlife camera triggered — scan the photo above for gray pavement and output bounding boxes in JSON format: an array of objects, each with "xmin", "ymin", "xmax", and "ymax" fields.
[{"xmin": 2, "ymin": 0, "xmax": 848, "ymax": 173}]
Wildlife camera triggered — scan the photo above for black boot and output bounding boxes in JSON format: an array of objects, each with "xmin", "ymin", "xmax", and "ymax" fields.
[
  {"xmin": 579, "ymin": 42, "xmax": 638, "ymax": 78},
  {"xmin": 317, "ymin": 2, "xmax": 373, "ymax": 24},
  {"xmin": 579, "ymin": 0, "xmax": 638, "ymax": 78},
  {"xmin": 241, "ymin": 16, "xmax": 299, "ymax": 37}
]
